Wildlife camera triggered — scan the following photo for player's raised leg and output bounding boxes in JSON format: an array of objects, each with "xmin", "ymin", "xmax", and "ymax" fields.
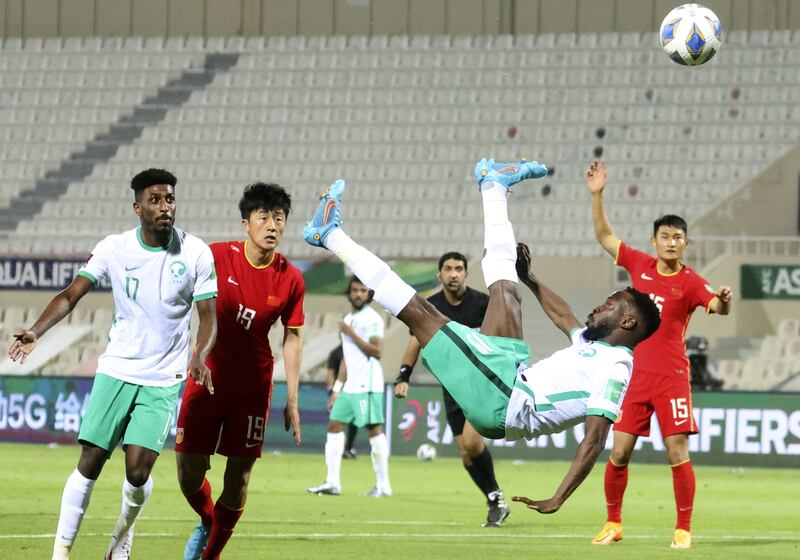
[
  {"xmin": 473, "ymin": 158, "xmax": 548, "ymax": 339},
  {"xmin": 303, "ymin": 180, "xmax": 448, "ymax": 346}
]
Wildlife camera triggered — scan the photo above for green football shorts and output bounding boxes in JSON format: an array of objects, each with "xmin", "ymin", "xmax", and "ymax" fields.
[
  {"xmin": 330, "ymin": 391, "xmax": 385, "ymax": 427},
  {"xmin": 78, "ymin": 373, "xmax": 180, "ymax": 454},
  {"xmin": 420, "ymin": 321, "xmax": 530, "ymax": 439}
]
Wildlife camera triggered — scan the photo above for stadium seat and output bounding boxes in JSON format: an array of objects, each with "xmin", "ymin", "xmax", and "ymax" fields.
[{"xmin": 777, "ymin": 318, "xmax": 800, "ymax": 338}]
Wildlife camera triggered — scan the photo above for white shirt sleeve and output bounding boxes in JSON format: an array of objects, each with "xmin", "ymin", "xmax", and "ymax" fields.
[
  {"xmin": 586, "ymin": 361, "xmax": 631, "ymax": 422},
  {"xmin": 192, "ymin": 242, "xmax": 218, "ymax": 302},
  {"xmin": 78, "ymin": 238, "xmax": 112, "ymax": 285}
]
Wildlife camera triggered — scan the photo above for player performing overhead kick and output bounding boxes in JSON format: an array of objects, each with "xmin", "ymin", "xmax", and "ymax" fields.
[{"xmin": 302, "ymin": 159, "xmax": 661, "ymax": 513}]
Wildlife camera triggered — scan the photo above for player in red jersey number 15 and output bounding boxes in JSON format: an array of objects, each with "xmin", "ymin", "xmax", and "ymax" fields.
[{"xmin": 586, "ymin": 161, "xmax": 732, "ymax": 550}]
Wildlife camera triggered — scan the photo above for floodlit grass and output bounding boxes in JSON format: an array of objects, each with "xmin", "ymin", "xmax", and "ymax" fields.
[{"xmin": 1, "ymin": 442, "xmax": 798, "ymax": 559}]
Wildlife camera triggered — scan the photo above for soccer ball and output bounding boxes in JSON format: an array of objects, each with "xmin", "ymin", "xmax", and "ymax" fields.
[
  {"xmin": 416, "ymin": 443, "xmax": 437, "ymax": 462},
  {"xmin": 659, "ymin": 3, "xmax": 723, "ymax": 66}
]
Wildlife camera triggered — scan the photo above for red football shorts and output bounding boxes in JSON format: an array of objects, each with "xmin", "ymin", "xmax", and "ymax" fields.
[
  {"xmin": 175, "ymin": 376, "xmax": 273, "ymax": 458},
  {"xmin": 614, "ymin": 369, "xmax": 698, "ymax": 438}
]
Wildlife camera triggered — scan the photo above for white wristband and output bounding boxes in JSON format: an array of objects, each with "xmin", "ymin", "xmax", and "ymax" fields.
[{"xmin": 332, "ymin": 380, "xmax": 344, "ymax": 393}]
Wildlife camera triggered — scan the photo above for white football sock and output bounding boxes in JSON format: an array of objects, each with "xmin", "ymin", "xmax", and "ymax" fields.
[
  {"xmin": 481, "ymin": 180, "xmax": 518, "ymax": 287},
  {"xmin": 54, "ymin": 469, "xmax": 96, "ymax": 549},
  {"xmin": 369, "ymin": 434, "xmax": 391, "ymax": 493},
  {"xmin": 110, "ymin": 476, "xmax": 153, "ymax": 541},
  {"xmin": 324, "ymin": 229, "xmax": 415, "ymax": 316},
  {"xmin": 325, "ymin": 431, "xmax": 346, "ymax": 489}
]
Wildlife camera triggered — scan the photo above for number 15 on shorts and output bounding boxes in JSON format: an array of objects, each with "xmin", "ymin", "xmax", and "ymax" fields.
[{"xmin": 670, "ymin": 398, "xmax": 689, "ymax": 421}]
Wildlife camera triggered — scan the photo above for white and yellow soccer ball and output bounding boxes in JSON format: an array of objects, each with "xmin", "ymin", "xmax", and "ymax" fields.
[
  {"xmin": 416, "ymin": 443, "xmax": 437, "ymax": 462},
  {"xmin": 660, "ymin": 3, "xmax": 723, "ymax": 66}
]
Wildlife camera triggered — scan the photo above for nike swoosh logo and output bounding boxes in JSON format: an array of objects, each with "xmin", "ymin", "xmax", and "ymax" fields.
[
  {"xmin": 227, "ymin": 276, "xmax": 239, "ymax": 285},
  {"xmin": 245, "ymin": 441, "xmax": 262, "ymax": 448},
  {"xmin": 125, "ymin": 265, "xmax": 140, "ymax": 271},
  {"xmin": 322, "ymin": 199, "xmax": 336, "ymax": 224},
  {"xmin": 678, "ymin": 506, "xmax": 693, "ymax": 512},
  {"xmin": 641, "ymin": 273, "xmax": 653, "ymax": 280},
  {"xmin": 675, "ymin": 419, "xmax": 688, "ymax": 425},
  {"xmin": 498, "ymin": 165, "xmax": 517, "ymax": 174}
]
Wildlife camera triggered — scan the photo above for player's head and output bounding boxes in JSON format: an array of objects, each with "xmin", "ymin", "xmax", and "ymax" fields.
[
  {"xmin": 437, "ymin": 251, "xmax": 468, "ymax": 296},
  {"xmin": 131, "ymin": 168, "xmax": 177, "ymax": 239},
  {"xmin": 346, "ymin": 276, "xmax": 373, "ymax": 310},
  {"xmin": 584, "ymin": 287, "xmax": 661, "ymax": 347},
  {"xmin": 651, "ymin": 214, "xmax": 689, "ymax": 264},
  {"xmin": 239, "ymin": 183, "xmax": 292, "ymax": 254}
]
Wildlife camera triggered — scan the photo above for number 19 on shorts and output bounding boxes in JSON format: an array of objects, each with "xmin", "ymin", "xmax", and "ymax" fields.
[{"xmin": 246, "ymin": 415, "xmax": 265, "ymax": 443}]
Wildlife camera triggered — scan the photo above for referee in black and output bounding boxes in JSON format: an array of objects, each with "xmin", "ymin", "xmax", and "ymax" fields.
[{"xmin": 394, "ymin": 251, "xmax": 510, "ymax": 527}]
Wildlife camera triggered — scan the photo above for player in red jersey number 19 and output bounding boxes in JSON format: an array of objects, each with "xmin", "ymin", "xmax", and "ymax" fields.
[{"xmin": 175, "ymin": 183, "xmax": 305, "ymax": 560}]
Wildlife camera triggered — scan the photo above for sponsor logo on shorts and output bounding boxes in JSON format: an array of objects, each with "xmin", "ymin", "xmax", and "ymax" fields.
[{"xmin": 176, "ymin": 428, "xmax": 184, "ymax": 444}]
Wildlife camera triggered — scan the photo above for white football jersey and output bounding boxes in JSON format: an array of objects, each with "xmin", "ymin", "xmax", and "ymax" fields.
[
  {"xmin": 341, "ymin": 305, "xmax": 385, "ymax": 394},
  {"xmin": 78, "ymin": 227, "xmax": 217, "ymax": 387},
  {"xmin": 504, "ymin": 328, "xmax": 632, "ymax": 440}
]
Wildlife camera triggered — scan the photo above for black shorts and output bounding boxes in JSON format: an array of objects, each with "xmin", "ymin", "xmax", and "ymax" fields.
[{"xmin": 442, "ymin": 387, "xmax": 467, "ymax": 437}]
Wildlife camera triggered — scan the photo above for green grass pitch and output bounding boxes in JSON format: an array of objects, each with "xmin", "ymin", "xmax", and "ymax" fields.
[{"xmin": 1, "ymin": 442, "xmax": 798, "ymax": 559}]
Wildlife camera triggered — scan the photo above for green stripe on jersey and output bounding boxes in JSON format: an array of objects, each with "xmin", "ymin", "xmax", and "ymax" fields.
[
  {"xmin": 193, "ymin": 292, "xmax": 217, "ymax": 302},
  {"xmin": 547, "ymin": 390, "xmax": 590, "ymax": 402},
  {"xmin": 586, "ymin": 407, "xmax": 617, "ymax": 422},
  {"xmin": 77, "ymin": 270, "xmax": 97, "ymax": 284}
]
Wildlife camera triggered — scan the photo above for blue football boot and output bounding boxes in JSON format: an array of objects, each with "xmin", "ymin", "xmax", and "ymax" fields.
[
  {"xmin": 183, "ymin": 523, "xmax": 211, "ymax": 560},
  {"xmin": 474, "ymin": 158, "xmax": 548, "ymax": 190},
  {"xmin": 303, "ymin": 179, "xmax": 346, "ymax": 247}
]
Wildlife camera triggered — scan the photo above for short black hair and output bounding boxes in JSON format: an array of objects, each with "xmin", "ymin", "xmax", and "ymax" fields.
[
  {"xmin": 625, "ymin": 287, "xmax": 661, "ymax": 341},
  {"xmin": 653, "ymin": 214, "xmax": 688, "ymax": 237},
  {"xmin": 239, "ymin": 183, "xmax": 291, "ymax": 220},
  {"xmin": 130, "ymin": 168, "xmax": 176, "ymax": 201},
  {"xmin": 438, "ymin": 251, "xmax": 468, "ymax": 271}
]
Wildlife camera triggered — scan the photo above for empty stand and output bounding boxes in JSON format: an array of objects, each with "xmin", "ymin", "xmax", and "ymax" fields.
[{"xmin": 0, "ymin": 31, "xmax": 798, "ymax": 257}]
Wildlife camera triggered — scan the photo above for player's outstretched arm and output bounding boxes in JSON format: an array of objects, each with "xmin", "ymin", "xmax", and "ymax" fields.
[
  {"xmin": 283, "ymin": 326, "xmax": 302, "ymax": 446},
  {"xmin": 394, "ymin": 336, "xmax": 422, "ymax": 398},
  {"xmin": 8, "ymin": 275, "xmax": 94, "ymax": 363},
  {"xmin": 516, "ymin": 243, "xmax": 582, "ymax": 338},
  {"xmin": 512, "ymin": 415, "xmax": 612, "ymax": 514},
  {"xmin": 587, "ymin": 160, "xmax": 622, "ymax": 258},
  {"xmin": 188, "ymin": 298, "xmax": 217, "ymax": 395}
]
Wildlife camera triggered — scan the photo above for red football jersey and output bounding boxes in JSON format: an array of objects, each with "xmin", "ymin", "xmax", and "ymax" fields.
[
  {"xmin": 617, "ymin": 242, "xmax": 716, "ymax": 379},
  {"xmin": 206, "ymin": 241, "xmax": 305, "ymax": 393}
]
